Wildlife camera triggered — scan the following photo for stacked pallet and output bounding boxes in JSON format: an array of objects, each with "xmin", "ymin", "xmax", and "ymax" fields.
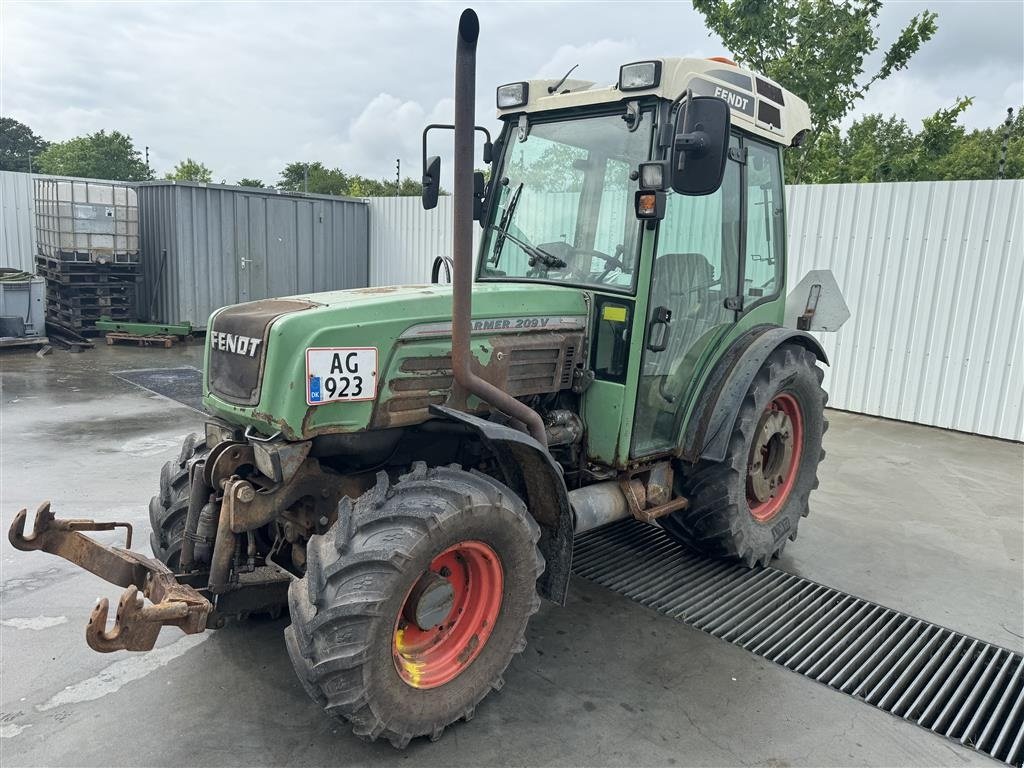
[{"xmin": 36, "ymin": 254, "xmax": 140, "ymax": 333}]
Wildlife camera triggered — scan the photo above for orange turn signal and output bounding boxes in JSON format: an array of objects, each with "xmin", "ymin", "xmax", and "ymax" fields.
[{"xmin": 634, "ymin": 190, "xmax": 665, "ymax": 220}]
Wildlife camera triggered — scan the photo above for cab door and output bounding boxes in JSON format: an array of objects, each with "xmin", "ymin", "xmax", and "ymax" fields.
[{"xmin": 630, "ymin": 135, "xmax": 743, "ymax": 457}]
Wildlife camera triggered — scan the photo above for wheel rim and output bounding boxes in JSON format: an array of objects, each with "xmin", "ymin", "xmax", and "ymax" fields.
[
  {"xmin": 393, "ymin": 540, "xmax": 503, "ymax": 689},
  {"xmin": 746, "ymin": 393, "xmax": 803, "ymax": 522}
]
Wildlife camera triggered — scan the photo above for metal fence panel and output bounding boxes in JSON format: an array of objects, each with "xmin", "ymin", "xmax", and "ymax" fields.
[
  {"xmin": 138, "ymin": 182, "xmax": 369, "ymax": 328},
  {"xmin": 368, "ymin": 196, "xmax": 480, "ymax": 285},
  {"xmin": 787, "ymin": 180, "xmax": 1023, "ymax": 442},
  {"xmin": 0, "ymin": 170, "xmax": 36, "ymax": 272},
  {"xmin": 367, "ymin": 180, "xmax": 1023, "ymax": 440}
]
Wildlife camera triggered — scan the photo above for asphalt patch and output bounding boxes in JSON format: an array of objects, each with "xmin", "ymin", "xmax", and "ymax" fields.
[{"xmin": 114, "ymin": 367, "xmax": 204, "ymax": 412}]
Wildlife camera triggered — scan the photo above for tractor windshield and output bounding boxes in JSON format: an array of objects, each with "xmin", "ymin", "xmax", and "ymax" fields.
[{"xmin": 479, "ymin": 110, "xmax": 652, "ymax": 292}]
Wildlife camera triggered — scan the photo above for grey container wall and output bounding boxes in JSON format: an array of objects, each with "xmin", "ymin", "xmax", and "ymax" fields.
[{"xmin": 137, "ymin": 182, "xmax": 369, "ymax": 328}]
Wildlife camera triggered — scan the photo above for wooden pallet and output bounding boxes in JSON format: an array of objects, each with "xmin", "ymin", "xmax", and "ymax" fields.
[
  {"xmin": 105, "ymin": 331, "xmax": 179, "ymax": 348},
  {"xmin": 0, "ymin": 335, "xmax": 50, "ymax": 351}
]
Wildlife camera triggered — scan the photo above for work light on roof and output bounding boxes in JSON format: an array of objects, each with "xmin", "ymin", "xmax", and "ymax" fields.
[
  {"xmin": 619, "ymin": 61, "xmax": 661, "ymax": 91},
  {"xmin": 496, "ymin": 82, "xmax": 529, "ymax": 109}
]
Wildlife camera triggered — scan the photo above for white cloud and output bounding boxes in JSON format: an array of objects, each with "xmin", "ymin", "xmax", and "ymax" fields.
[{"xmin": 1, "ymin": 1, "xmax": 1020, "ymax": 186}]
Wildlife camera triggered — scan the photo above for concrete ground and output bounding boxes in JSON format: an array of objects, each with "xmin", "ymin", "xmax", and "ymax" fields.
[{"xmin": 1, "ymin": 343, "xmax": 1021, "ymax": 767}]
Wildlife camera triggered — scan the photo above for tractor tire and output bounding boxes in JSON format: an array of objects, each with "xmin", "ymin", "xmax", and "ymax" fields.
[
  {"xmin": 149, "ymin": 432, "xmax": 208, "ymax": 570},
  {"xmin": 285, "ymin": 462, "xmax": 544, "ymax": 749},
  {"xmin": 661, "ymin": 344, "xmax": 827, "ymax": 567}
]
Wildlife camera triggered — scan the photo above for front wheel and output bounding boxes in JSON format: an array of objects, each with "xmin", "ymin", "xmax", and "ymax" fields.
[
  {"xmin": 285, "ymin": 462, "xmax": 544, "ymax": 749},
  {"xmin": 661, "ymin": 344, "xmax": 827, "ymax": 566}
]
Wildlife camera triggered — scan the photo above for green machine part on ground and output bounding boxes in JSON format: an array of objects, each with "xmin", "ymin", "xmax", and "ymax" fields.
[{"xmin": 9, "ymin": 7, "xmax": 847, "ymax": 751}]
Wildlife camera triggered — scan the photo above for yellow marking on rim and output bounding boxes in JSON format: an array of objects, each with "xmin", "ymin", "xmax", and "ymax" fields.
[{"xmin": 394, "ymin": 627, "xmax": 425, "ymax": 688}]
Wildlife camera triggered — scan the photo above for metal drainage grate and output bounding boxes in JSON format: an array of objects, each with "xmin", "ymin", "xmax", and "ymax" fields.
[
  {"xmin": 573, "ymin": 519, "xmax": 1024, "ymax": 767},
  {"xmin": 114, "ymin": 367, "xmax": 204, "ymax": 412}
]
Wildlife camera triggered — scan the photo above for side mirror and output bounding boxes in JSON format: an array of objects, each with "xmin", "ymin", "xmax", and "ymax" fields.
[
  {"xmin": 473, "ymin": 171, "xmax": 485, "ymax": 222},
  {"xmin": 671, "ymin": 95, "xmax": 731, "ymax": 196},
  {"xmin": 422, "ymin": 155, "xmax": 441, "ymax": 210}
]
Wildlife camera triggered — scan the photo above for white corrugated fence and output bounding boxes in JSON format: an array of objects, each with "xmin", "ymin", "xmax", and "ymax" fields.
[{"xmin": 0, "ymin": 170, "xmax": 36, "ymax": 273}]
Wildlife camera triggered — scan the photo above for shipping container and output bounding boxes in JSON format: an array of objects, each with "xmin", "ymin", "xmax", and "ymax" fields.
[
  {"xmin": 136, "ymin": 182, "xmax": 369, "ymax": 328},
  {"xmin": 34, "ymin": 177, "xmax": 139, "ymax": 262}
]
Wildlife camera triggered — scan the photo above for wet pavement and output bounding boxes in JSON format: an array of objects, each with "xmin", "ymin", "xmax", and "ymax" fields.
[{"xmin": 1, "ymin": 342, "xmax": 1021, "ymax": 766}]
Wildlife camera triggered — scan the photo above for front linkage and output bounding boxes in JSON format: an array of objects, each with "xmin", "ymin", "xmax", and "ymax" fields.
[{"xmin": 9, "ymin": 503, "xmax": 211, "ymax": 652}]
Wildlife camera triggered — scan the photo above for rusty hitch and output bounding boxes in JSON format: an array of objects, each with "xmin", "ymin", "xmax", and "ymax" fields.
[{"xmin": 9, "ymin": 502, "xmax": 212, "ymax": 652}]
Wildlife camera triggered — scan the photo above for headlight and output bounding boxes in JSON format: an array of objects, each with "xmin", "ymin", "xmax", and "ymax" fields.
[
  {"xmin": 618, "ymin": 61, "xmax": 661, "ymax": 91},
  {"xmin": 496, "ymin": 82, "xmax": 529, "ymax": 109},
  {"xmin": 639, "ymin": 161, "xmax": 667, "ymax": 190}
]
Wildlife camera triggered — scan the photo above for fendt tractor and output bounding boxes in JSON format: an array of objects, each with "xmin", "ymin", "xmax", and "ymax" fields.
[{"xmin": 11, "ymin": 9, "xmax": 848, "ymax": 749}]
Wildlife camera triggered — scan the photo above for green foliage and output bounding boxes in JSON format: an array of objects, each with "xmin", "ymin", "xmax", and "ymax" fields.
[
  {"xmin": 277, "ymin": 161, "xmax": 427, "ymax": 197},
  {"xmin": 692, "ymin": 0, "xmax": 938, "ymax": 181},
  {"xmin": 506, "ymin": 142, "xmax": 586, "ymax": 192},
  {"xmin": 236, "ymin": 177, "xmax": 265, "ymax": 188},
  {"xmin": 803, "ymin": 100, "xmax": 1023, "ymax": 183},
  {"xmin": 165, "ymin": 157, "xmax": 213, "ymax": 183},
  {"xmin": 0, "ymin": 117, "xmax": 48, "ymax": 172},
  {"xmin": 36, "ymin": 130, "xmax": 152, "ymax": 181}
]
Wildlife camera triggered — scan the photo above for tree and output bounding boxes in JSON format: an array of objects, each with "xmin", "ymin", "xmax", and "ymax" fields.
[
  {"xmin": 277, "ymin": 161, "xmax": 426, "ymax": 197},
  {"xmin": 803, "ymin": 99, "xmax": 1023, "ymax": 183},
  {"xmin": 0, "ymin": 117, "xmax": 48, "ymax": 172},
  {"xmin": 236, "ymin": 177, "xmax": 265, "ymax": 188},
  {"xmin": 36, "ymin": 130, "xmax": 152, "ymax": 181},
  {"xmin": 165, "ymin": 157, "xmax": 213, "ymax": 183},
  {"xmin": 692, "ymin": 0, "xmax": 938, "ymax": 182}
]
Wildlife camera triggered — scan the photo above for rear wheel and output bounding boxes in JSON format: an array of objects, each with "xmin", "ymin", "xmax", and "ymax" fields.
[
  {"xmin": 285, "ymin": 462, "xmax": 543, "ymax": 749},
  {"xmin": 149, "ymin": 433, "xmax": 207, "ymax": 570},
  {"xmin": 661, "ymin": 344, "xmax": 827, "ymax": 566}
]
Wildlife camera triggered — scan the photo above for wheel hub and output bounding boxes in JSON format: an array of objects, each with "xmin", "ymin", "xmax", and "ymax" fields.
[
  {"xmin": 405, "ymin": 571, "xmax": 455, "ymax": 630},
  {"xmin": 746, "ymin": 393, "xmax": 804, "ymax": 523},
  {"xmin": 748, "ymin": 409, "xmax": 795, "ymax": 503},
  {"xmin": 393, "ymin": 540, "xmax": 503, "ymax": 689}
]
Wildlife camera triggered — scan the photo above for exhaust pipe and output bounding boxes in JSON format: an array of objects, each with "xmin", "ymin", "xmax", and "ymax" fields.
[{"xmin": 450, "ymin": 8, "xmax": 548, "ymax": 449}]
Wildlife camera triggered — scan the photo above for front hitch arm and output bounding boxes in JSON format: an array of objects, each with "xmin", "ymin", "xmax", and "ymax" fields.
[{"xmin": 9, "ymin": 502, "xmax": 212, "ymax": 652}]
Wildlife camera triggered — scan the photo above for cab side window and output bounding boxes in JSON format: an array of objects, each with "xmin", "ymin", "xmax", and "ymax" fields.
[{"xmin": 743, "ymin": 140, "xmax": 785, "ymax": 303}]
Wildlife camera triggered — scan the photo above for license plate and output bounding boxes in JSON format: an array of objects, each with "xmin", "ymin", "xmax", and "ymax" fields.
[{"xmin": 305, "ymin": 347, "xmax": 377, "ymax": 405}]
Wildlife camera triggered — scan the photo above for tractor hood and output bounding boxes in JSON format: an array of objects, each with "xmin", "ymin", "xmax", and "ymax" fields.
[{"xmin": 203, "ymin": 282, "xmax": 589, "ymax": 439}]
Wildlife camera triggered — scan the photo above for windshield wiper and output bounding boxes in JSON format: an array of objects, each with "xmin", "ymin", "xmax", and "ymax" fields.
[
  {"xmin": 491, "ymin": 182, "xmax": 524, "ymax": 266},
  {"xmin": 486, "ymin": 225, "xmax": 567, "ymax": 271}
]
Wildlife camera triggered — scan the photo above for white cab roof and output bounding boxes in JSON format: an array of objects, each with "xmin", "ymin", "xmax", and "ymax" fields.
[{"xmin": 497, "ymin": 57, "xmax": 812, "ymax": 147}]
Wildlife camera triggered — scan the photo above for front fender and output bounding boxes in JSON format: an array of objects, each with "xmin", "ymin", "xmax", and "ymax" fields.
[
  {"xmin": 681, "ymin": 325, "xmax": 828, "ymax": 464},
  {"xmin": 429, "ymin": 405, "xmax": 573, "ymax": 605}
]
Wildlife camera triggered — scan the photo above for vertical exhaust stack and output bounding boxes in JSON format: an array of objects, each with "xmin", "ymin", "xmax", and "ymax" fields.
[{"xmin": 450, "ymin": 8, "xmax": 548, "ymax": 449}]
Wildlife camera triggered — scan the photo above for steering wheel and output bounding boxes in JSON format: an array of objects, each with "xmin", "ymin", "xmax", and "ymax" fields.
[{"xmin": 585, "ymin": 245, "xmax": 627, "ymax": 282}]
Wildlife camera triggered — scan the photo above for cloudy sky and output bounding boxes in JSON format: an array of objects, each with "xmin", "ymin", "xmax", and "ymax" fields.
[{"xmin": 2, "ymin": 1, "xmax": 1021, "ymax": 186}]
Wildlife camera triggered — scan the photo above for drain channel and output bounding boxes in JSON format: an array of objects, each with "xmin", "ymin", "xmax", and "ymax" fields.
[{"xmin": 573, "ymin": 520, "xmax": 1024, "ymax": 767}]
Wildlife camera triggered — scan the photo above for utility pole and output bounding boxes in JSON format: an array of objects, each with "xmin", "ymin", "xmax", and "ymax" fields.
[
  {"xmin": 998, "ymin": 107, "xmax": 1013, "ymax": 180},
  {"xmin": 395, "ymin": 158, "xmax": 400, "ymax": 196},
  {"xmin": 303, "ymin": 163, "xmax": 309, "ymax": 194},
  {"xmin": 27, "ymin": 153, "xmax": 32, "ymax": 174}
]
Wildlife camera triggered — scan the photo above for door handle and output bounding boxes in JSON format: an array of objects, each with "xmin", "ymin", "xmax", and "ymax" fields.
[
  {"xmin": 646, "ymin": 306, "xmax": 672, "ymax": 352},
  {"xmin": 239, "ymin": 257, "xmax": 253, "ymax": 271}
]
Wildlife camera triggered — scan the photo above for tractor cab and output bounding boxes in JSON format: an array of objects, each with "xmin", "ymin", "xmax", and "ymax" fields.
[{"xmin": 425, "ymin": 55, "xmax": 813, "ymax": 466}]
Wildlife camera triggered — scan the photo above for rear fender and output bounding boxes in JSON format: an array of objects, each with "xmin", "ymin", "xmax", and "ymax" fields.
[
  {"xmin": 681, "ymin": 325, "xmax": 828, "ymax": 464},
  {"xmin": 429, "ymin": 405, "xmax": 573, "ymax": 605}
]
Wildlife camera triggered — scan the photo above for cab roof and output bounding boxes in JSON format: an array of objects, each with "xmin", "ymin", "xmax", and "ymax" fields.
[{"xmin": 496, "ymin": 57, "xmax": 812, "ymax": 148}]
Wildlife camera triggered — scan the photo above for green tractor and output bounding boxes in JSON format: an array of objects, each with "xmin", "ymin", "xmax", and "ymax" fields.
[{"xmin": 10, "ymin": 8, "xmax": 845, "ymax": 749}]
